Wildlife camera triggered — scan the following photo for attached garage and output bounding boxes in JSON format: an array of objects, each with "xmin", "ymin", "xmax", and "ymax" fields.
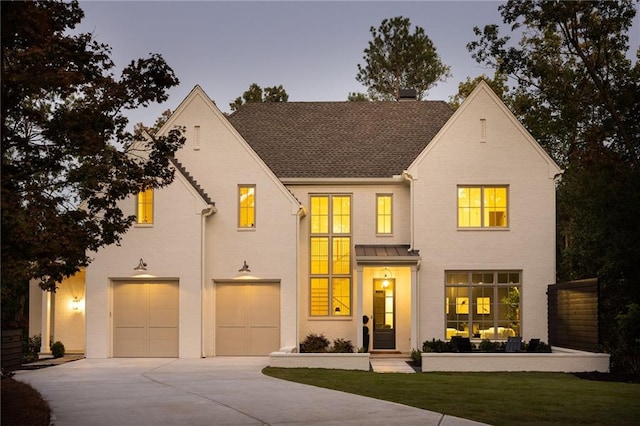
[
  {"xmin": 113, "ymin": 281, "xmax": 179, "ymax": 357},
  {"xmin": 215, "ymin": 281, "xmax": 280, "ymax": 355}
]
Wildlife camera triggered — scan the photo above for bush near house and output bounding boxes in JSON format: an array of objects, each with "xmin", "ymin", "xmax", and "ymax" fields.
[
  {"xmin": 299, "ymin": 333, "xmax": 355, "ymax": 353},
  {"xmin": 23, "ymin": 334, "xmax": 41, "ymax": 363},
  {"xmin": 421, "ymin": 338, "xmax": 551, "ymax": 353},
  {"xmin": 50, "ymin": 341, "xmax": 65, "ymax": 358}
]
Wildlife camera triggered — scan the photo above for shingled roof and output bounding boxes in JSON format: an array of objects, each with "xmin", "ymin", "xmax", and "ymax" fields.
[{"xmin": 227, "ymin": 101, "xmax": 453, "ymax": 179}]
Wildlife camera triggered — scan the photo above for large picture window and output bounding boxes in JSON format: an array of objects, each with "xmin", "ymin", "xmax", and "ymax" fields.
[
  {"xmin": 310, "ymin": 195, "xmax": 351, "ymax": 316},
  {"xmin": 458, "ymin": 186, "xmax": 508, "ymax": 228},
  {"xmin": 445, "ymin": 271, "xmax": 520, "ymax": 340}
]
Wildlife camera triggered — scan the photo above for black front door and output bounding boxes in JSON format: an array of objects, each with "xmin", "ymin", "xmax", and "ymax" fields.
[{"xmin": 373, "ymin": 278, "xmax": 395, "ymax": 349}]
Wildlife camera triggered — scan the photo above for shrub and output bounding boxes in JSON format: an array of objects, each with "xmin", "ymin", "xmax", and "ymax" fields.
[
  {"xmin": 301, "ymin": 333, "xmax": 330, "ymax": 353},
  {"xmin": 22, "ymin": 334, "xmax": 41, "ymax": 362},
  {"xmin": 51, "ymin": 341, "xmax": 65, "ymax": 358},
  {"xmin": 410, "ymin": 348, "xmax": 422, "ymax": 366},
  {"xmin": 422, "ymin": 339, "xmax": 454, "ymax": 353},
  {"xmin": 331, "ymin": 338, "xmax": 354, "ymax": 353},
  {"xmin": 478, "ymin": 339, "xmax": 500, "ymax": 352}
]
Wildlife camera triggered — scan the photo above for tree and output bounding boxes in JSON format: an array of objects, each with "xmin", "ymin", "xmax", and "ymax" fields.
[
  {"xmin": 1, "ymin": 1, "xmax": 185, "ymax": 326},
  {"xmin": 134, "ymin": 109, "xmax": 173, "ymax": 138},
  {"xmin": 448, "ymin": 72, "xmax": 509, "ymax": 109},
  {"xmin": 229, "ymin": 83, "xmax": 289, "ymax": 112},
  {"xmin": 468, "ymin": 0, "xmax": 640, "ymax": 369},
  {"xmin": 347, "ymin": 92, "xmax": 370, "ymax": 102},
  {"xmin": 356, "ymin": 16, "xmax": 451, "ymax": 100}
]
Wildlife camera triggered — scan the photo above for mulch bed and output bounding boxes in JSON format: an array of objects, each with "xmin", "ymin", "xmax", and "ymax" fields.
[{"xmin": 1, "ymin": 376, "xmax": 51, "ymax": 426}]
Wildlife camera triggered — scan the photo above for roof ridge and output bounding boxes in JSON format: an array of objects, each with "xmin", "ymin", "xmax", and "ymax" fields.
[{"xmin": 169, "ymin": 158, "xmax": 215, "ymax": 206}]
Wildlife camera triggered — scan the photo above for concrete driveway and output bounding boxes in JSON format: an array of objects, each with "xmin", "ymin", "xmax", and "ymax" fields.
[{"xmin": 15, "ymin": 357, "xmax": 486, "ymax": 425}]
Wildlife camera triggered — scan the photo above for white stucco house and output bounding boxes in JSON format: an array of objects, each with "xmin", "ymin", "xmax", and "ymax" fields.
[{"xmin": 30, "ymin": 81, "xmax": 562, "ymax": 358}]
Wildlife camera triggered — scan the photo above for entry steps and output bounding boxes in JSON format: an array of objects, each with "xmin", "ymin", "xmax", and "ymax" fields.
[{"xmin": 369, "ymin": 354, "xmax": 416, "ymax": 373}]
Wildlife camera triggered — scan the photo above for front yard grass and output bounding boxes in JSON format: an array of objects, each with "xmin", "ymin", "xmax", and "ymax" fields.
[{"xmin": 263, "ymin": 368, "xmax": 640, "ymax": 425}]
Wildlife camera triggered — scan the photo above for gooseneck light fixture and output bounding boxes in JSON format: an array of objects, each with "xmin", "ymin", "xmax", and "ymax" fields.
[{"xmin": 134, "ymin": 258, "xmax": 147, "ymax": 272}]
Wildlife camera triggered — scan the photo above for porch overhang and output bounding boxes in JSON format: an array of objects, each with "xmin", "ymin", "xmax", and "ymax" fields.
[{"xmin": 355, "ymin": 244, "xmax": 421, "ymax": 265}]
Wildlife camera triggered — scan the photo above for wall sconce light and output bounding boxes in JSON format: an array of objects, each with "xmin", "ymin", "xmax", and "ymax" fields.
[
  {"xmin": 238, "ymin": 260, "xmax": 251, "ymax": 273},
  {"xmin": 134, "ymin": 258, "xmax": 147, "ymax": 272},
  {"xmin": 234, "ymin": 260, "xmax": 259, "ymax": 280},
  {"xmin": 71, "ymin": 296, "xmax": 81, "ymax": 311},
  {"xmin": 382, "ymin": 267, "xmax": 391, "ymax": 288}
]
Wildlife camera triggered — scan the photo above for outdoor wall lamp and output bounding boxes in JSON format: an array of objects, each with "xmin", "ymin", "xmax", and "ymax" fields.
[
  {"xmin": 238, "ymin": 260, "xmax": 251, "ymax": 273},
  {"xmin": 134, "ymin": 258, "xmax": 147, "ymax": 272},
  {"xmin": 71, "ymin": 296, "xmax": 81, "ymax": 311}
]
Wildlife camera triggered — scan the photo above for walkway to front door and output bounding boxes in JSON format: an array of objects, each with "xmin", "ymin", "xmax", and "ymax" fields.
[{"xmin": 369, "ymin": 354, "xmax": 416, "ymax": 373}]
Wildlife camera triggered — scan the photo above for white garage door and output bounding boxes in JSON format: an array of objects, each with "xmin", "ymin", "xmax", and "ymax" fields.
[
  {"xmin": 113, "ymin": 281, "xmax": 179, "ymax": 357},
  {"xmin": 216, "ymin": 282, "xmax": 280, "ymax": 355}
]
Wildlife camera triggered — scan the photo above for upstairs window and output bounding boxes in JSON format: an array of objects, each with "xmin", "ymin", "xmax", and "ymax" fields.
[
  {"xmin": 376, "ymin": 194, "xmax": 392, "ymax": 234},
  {"xmin": 458, "ymin": 186, "xmax": 508, "ymax": 228},
  {"xmin": 239, "ymin": 185, "xmax": 255, "ymax": 228},
  {"xmin": 310, "ymin": 195, "xmax": 351, "ymax": 316},
  {"xmin": 137, "ymin": 188, "xmax": 154, "ymax": 224}
]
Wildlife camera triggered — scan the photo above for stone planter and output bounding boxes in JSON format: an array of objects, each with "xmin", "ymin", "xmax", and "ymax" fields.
[
  {"xmin": 421, "ymin": 347, "xmax": 609, "ymax": 373},
  {"xmin": 269, "ymin": 352, "xmax": 370, "ymax": 371}
]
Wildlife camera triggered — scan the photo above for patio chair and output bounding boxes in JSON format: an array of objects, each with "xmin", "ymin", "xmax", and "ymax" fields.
[
  {"xmin": 451, "ymin": 336, "xmax": 472, "ymax": 352},
  {"xmin": 505, "ymin": 336, "xmax": 522, "ymax": 352}
]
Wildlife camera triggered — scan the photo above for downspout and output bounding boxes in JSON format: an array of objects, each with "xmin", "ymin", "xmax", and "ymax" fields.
[
  {"xmin": 200, "ymin": 205, "xmax": 216, "ymax": 358},
  {"xmin": 295, "ymin": 204, "xmax": 306, "ymax": 352},
  {"xmin": 402, "ymin": 170, "xmax": 420, "ymax": 348},
  {"xmin": 401, "ymin": 171, "xmax": 415, "ymax": 250}
]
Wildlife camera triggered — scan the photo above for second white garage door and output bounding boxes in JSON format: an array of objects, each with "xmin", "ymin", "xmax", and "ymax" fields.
[
  {"xmin": 113, "ymin": 281, "xmax": 179, "ymax": 357},
  {"xmin": 215, "ymin": 282, "xmax": 280, "ymax": 355}
]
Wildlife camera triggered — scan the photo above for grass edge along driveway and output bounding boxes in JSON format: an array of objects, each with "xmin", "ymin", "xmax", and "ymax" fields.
[{"xmin": 263, "ymin": 368, "xmax": 640, "ymax": 425}]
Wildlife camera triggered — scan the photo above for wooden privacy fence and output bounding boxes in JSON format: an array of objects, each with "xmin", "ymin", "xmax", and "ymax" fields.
[
  {"xmin": 547, "ymin": 278, "xmax": 599, "ymax": 352},
  {"xmin": 1, "ymin": 329, "xmax": 23, "ymax": 371}
]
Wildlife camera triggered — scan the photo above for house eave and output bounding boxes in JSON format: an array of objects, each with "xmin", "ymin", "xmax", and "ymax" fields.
[{"xmin": 281, "ymin": 176, "xmax": 406, "ymax": 186}]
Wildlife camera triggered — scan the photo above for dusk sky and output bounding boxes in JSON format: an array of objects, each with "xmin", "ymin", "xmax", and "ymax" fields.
[{"xmin": 76, "ymin": 1, "xmax": 639, "ymax": 128}]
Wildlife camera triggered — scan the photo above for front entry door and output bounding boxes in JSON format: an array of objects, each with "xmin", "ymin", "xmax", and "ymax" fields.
[{"xmin": 373, "ymin": 278, "xmax": 395, "ymax": 350}]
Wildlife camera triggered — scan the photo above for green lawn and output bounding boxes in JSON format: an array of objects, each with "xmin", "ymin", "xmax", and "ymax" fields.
[{"xmin": 263, "ymin": 368, "xmax": 640, "ymax": 425}]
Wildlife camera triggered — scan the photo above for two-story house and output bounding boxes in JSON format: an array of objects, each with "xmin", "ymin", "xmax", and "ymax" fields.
[{"xmin": 30, "ymin": 81, "xmax": 561, "ymax": 358}]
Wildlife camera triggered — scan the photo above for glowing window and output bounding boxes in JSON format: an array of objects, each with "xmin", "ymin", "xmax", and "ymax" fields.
[
  {"xmin": 137, "ymin": 188, "xmax": 154, "ymax": 224},
  {"xmin": 309, "ymin": 195, "xmax": 352, "ymax": 316},
  {"xmin": 376, "ymin": 194, "xmax": 392, "ymax": 234},
  {"xmin": 239, "ymin": 185, "xmax": 255, "ymax": 228},
  {"xmin": 445, "ymin": 271, "xmax": 521, "ymax": 339},
  {"xmin": 458, "ymin": 186, "xmax": 508, "ymax": 228}
]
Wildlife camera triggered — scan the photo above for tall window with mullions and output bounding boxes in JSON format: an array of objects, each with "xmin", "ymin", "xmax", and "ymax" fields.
[{"xmin": 309, "ymin": 195, "xmax": 351, "ymax": 316}]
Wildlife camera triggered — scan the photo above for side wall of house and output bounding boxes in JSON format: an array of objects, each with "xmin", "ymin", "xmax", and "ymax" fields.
[
  {"xmin": 410, "ymin": 86, "xmax": 559, "ymax": 345},
  {"xmin": 85, "ymin": 176, "xmax": 206, "ymax": 358}
]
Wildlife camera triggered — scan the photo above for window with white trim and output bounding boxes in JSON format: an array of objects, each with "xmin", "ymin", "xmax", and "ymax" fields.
[
  {"xmin": 310, "ymin": 195, "xmax": 351, "ymax": 316},
  {"xmin": 458, "ymin": 186, "xmax": 508, "ymax": 228},
  {"xmin": 238, "ymin": 185, "xmax": 255, "ymax": 228},
  {"xmin": 445, "ymin": 271, "xmax": 521, "ymax": 340},
  {"xmin": 376, "ymin": 194, "xmax": 392, "ymax": 234},
  {"xmin": 136, "ymin": 188, "xmax": 154, "ymax": 224}
]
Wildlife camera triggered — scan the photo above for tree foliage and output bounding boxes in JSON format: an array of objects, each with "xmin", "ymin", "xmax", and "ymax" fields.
[
  {"xmin": 229, "ymin": 83, "xmax": 289, "ymax": 112},
  {"xmin": 448, "ymin": 71, "xmax": 509, "ymax": 109},
  {"xmin": 1, "ymin": 0, "xmax": 185, "ymax": 326},
  {"xmin": 356, "ymin": 16, "xmax": 451, "ymax": 100},
  {"xmin": 468, "ymin": 0, "xmax": 639, "ymax": 368}
]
